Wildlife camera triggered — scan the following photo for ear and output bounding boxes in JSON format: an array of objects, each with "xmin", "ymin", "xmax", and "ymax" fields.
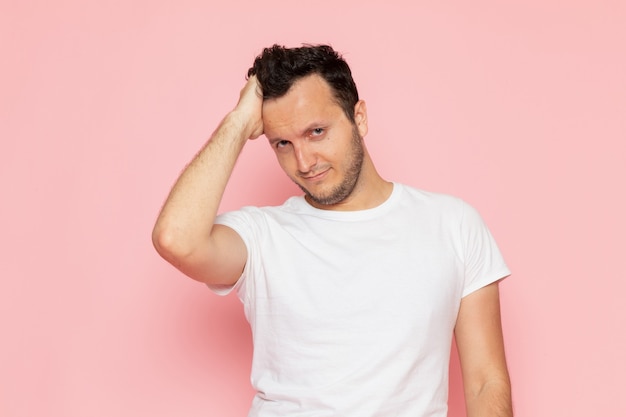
[{"xmin": 353, "ymin": 100, "xmax": 368, "ymax": 137}]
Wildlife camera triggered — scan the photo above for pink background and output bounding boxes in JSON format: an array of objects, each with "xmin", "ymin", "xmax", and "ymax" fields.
[{"xmin": 2, "ymin": 1, "xmax": 625, "ymax": 416}]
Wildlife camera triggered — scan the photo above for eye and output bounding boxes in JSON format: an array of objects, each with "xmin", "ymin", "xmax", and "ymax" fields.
[
  {"xmin": 311, "ymin": 128, "xmax": 324, "ymax": 137},
  {"xmin": 276, "ymin": 140, "xmax": 291, "ymax": 149}
]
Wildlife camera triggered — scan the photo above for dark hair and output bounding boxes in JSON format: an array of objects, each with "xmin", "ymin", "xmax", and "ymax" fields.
[{"xmin": 247, "ymin": 44, "xmax": 359, "ymax": 122}]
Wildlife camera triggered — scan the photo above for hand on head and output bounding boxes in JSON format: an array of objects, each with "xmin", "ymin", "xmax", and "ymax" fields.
[{"xmin": 233, "ymin": 75, "xmax": 264, "ymax": 140}]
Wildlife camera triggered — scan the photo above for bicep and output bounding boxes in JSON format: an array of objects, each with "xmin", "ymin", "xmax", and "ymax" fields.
[
  {"xmin": 454, "ymin": 282, "xmax": 510, "ymax": 396},
  {"xmin": 172, "ymin": 224, "xmax": 247, "ymax": 286}
]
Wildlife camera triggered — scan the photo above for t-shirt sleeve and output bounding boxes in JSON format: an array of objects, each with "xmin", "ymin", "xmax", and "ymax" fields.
[
  {"xmin": 206, "ymin": 209, "xmax": 255, "ymax": 296},
  {"xmin": 459, "ymin": 201, "xmax": 511, "ymax": 297}
]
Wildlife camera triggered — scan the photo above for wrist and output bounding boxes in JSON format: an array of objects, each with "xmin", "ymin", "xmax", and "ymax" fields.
[{"xmin": 227, "ymin": 106, "xmax": 263, "ymax": 140}]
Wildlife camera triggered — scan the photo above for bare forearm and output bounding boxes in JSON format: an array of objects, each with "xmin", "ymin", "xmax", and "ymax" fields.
[
  {"xmin": 152, "ymin": 112, "xmax": 250, "ymax": 255},
  {"xmin": 466, "ymin": 378, "xmax": 513, "ymax": 417},
  {"xmin": 456, "ymin": 284, "xmax": 513, "ymax": 417}
]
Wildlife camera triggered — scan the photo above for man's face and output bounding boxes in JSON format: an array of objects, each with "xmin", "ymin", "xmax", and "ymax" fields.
[{"xmin": 262, "ymin": 74, "xmax": 368, "ymax": 208}]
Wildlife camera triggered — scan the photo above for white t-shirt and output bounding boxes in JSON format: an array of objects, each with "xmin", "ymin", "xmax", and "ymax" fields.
[{"xmin": 214, "ymin": 183, "xmax": 510, "ymax": 417}]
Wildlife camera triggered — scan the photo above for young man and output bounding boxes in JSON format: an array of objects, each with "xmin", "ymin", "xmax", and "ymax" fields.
[{"xmin": 153, "ymin": 44, "xmax": 513, "ymax": 417}]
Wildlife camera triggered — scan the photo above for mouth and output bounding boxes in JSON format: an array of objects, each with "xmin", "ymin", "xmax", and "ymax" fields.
[{"xmin": 301, "ymin": 168, "xmax": 330, "ymax": 182}]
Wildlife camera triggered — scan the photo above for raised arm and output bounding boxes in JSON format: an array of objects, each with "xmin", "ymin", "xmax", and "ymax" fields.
[
  {"xmin": 152, "ymin": 76, "xmax": 264, "ymax": 286},
  {"xmin": 455, "ymin": 282, "xmax": 513, "ymax": 417}
]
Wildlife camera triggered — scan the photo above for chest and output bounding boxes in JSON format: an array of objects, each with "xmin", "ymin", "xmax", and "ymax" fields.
[{"xmin": 244, "ymin": 217, "xmax": 464, "ymax": 338}]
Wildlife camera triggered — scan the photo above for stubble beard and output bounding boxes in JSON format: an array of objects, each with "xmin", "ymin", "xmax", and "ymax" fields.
[{"xmin": 296, "ymin": 127, "xmax": 364, "ymax": 207}]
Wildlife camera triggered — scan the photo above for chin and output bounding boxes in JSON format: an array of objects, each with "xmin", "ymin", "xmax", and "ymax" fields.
[{"xmin": 306, "ymin": 187, "xmax": 352, "ymax": 206}]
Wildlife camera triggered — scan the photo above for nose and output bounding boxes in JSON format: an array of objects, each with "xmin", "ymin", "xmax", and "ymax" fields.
[{"xmin": 294, "ymin": 143, "xmax": 316, "ymax": 174}]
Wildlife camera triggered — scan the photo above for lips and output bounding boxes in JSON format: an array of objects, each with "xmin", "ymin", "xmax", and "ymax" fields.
[{"xmin": 302, "ymin": 168, "xmax": 329, "ymax": 181}]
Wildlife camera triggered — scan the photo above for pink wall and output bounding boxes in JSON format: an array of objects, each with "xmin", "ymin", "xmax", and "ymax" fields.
[{"xmin": 2, "ymin": 1, "xmax": 625, "ymax": 416}]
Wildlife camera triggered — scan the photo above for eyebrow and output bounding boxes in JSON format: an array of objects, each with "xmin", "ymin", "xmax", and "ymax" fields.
[{"xmin": 267, "ymin": 121, "xmax": 328, "ymax": 145}]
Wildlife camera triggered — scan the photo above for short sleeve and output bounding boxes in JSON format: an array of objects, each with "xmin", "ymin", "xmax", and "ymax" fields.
[
  {"xmin": 207, "ymin": 208, "xmax": 257, "ymax": 296},
  {"xmin": 459, "ymin": 201, "xmax": 510, "ymax": 297}
]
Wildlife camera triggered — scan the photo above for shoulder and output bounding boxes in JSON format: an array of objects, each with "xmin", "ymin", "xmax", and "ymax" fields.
[
  {"xmin": 395, "ymin": 183, "xmax": 468, "ymax": 214},
  {"xmin": 393, "ymin": 184, "xmax": 493, "ymax": 236},
  {"xmin": 215, "ymin": 196, "xmax": 308, "ymax": 228}
]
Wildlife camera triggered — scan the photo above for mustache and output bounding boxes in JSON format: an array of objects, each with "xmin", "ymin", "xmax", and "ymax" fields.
[{"xmin": 297, "ymin": 165, "xmax": 329, "ymax": 178}]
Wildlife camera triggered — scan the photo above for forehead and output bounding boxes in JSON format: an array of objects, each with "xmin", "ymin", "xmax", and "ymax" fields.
[{"xmin": 262, "ymin": 74, "xmax": 343, "ymax": 136}]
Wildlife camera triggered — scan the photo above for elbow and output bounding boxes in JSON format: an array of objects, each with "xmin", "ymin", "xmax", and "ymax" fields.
[
  {"xmin": 152, "ymin": 224, "xmax": 168, "ymax": 257},
  {"xmin": 152, "ymin": 222, "xmax": 237, "ymax": 286},
  {"xmin": 152, "ymin": 222, "xmax": 190, "ymax": 263},
  {"xmin": 465, "ymin": 377, "xmax": 513, "ymax": 417},
  {"xmin": 152, "ymin": 223, "xmax": 214, "ymax": 284}
]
